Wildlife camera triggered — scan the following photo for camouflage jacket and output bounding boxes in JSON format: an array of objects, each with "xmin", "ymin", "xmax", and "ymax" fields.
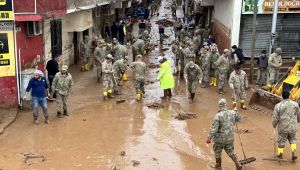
[
  {"xmin": 113, "ymin": 59, "xmax": 127, "ymax": 75},
  {"xmin": 273, "ymin": 99, "xmax": 300, "ymax": 134},
  {"xmin": 114, "ymin": 45, "xmax": 128, "ymax": 60},
  {"xmin": 81, "ymin": 43, "xmax": 90, "ymax": 58},
  {"xmin": 132, "ymin": 39, "xmax": 145, "ymax": 53},
  {"xmin": 172, "ymin": 44, "xmax": 181, "ymax": 60},
  {"xmin": 268, "ymin": 53, "xmax": 282, "ymax": 70},
  {"xmin": 94, "ymin": 46, "xmax": 110, "ymax": 66},
  {"xmin": 215, "ymin": 55, "xmax": 229, "ymax": 73},
  {"xmin": 228, "ymin": 70, "xmax": 248, "ymax": 92},
  {"xmin": 184, "ymin": 63, "xmax": 203, "ymax": 81},
  {"xmin": 102, "ymin": 60, "xmax": 114, "ymax": 81},
  {"xmin": 201, "ymin": 52, "xmax": 211, "ymax": 70},
  {"xmin": 210, "ymin": 53, "xmax": 219, "ymax": 69},
  {"xmin": 182, "ymin": 47, "xmax": 194, "ymax": 66},
  {"xmin": 52, "ymin": 72, "xmax": 74, "ymax": 96},
  {"xmin": 129, "ymin": 61, "xmax": 147, "ymax": 81},
  {"xmin": 208, "ymin": 109, "xmax": 241, "ymax": 144}
]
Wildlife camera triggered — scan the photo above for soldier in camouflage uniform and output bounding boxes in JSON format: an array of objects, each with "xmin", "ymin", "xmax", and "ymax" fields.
[
  {"xmin": 184, "ymin": 61, "xmax": 202, "ymax": 101},
  {"xmin": 179, "ymin": 25, "xmax": 188, "ymax": 43},
  {"xmin": 129, "ymin": 55, "xmax": 147, "ymax": 101},
  {"xmin": 94, "ymin": 40, "xmax": 108, "ymax": 83},
  {"xmin": 112, "ymin": 38, "xmax": 127, "ymax": 61},
  {"xmin": 268, "ymin": 48, "xmax": 282, "ymax": 88},
  {"xmin": 171, "ymin": 2, "xmax": 177, "ymax": 17},
  {"xmin": 112, "ymin": 56, "xmax": 129, "ymax": 94},
  {"xmin": 273, "ymin": 91, "xmax": 300, "ymax": 161},
  {"xmin": 201, "ymin": 47, "xmax": 211, "ymax": 88},
  {"xmin": 52, "ymin": 65, "xmax": 74, "ymax": 117},
  {"xmin": 210, "ymin": 47, "xmax": 219, "ymax": 87},
  {"xmin": 207, "ymin": 98, "xmax": 242, "ymax": 170},
  {"xmin": 182, "ymin": 42, "xmax": 195, "ymax": 67},
  {"xmin": 132, "ymin": 37, "xmax": 145, "ymax": 62},
  {"xmin": 81, "ymin": 36, "xmax": 90, "ymax": 71},
  {"xmin": 102, "ymin": 54, "xmax": 115, "ymax": 100},
  {"xmin": 215, "ymin": 49, "xmax": 230, "ymax": 94},
  {"xmin": 150, "ymin": 1, "xmax": 158, "ymax": 16},
  {"xmin": 229, "ymin": 64, "xmax": 249, "ymax": 110},
  {"xmin": 172, "ymin": 39, "xmax": 181, "ymax": 75}
]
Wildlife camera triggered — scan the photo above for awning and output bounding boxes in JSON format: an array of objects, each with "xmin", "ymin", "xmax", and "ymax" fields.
[
  {"xmin": 63, "ymin": 10, "xmax": 93, "ymax": 32},
  {"xmin": 15, "ymin": 15, "xmax": 43, "ymax": 21}
]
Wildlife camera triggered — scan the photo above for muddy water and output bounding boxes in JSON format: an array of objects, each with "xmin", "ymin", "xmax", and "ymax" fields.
[{"xmin": 0, "ymin": 0, "xmax": 300, "ymax": 170}]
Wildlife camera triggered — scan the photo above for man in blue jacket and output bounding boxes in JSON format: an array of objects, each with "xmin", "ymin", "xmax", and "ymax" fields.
[{"xmin": 23, "ymin": 70, "xmax": 50, "ymax": 124}]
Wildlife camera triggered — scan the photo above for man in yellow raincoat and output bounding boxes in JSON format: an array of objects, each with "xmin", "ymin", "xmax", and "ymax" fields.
[{"xmin": 156, "ymin": 57, "xmax": 175, "ymax": 99}]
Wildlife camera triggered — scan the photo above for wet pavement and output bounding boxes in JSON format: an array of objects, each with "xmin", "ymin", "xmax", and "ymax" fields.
[{"xmin": 0, "ymin": 0, "xmax": 300, "ymax": 169}]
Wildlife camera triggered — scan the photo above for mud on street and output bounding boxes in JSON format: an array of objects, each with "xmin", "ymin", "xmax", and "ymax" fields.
[{"xmin": 0, "ymin": 0, "xmax": 300, "ymax": 170}]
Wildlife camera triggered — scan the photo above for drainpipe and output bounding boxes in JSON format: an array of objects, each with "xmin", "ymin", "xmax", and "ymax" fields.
[
  {"xmin": 250, "ymin": 0, "xmax": 258, "ymax": 84},
  {"xmin": 269, "ymin": 0, "xmax": 279, "ymax": 54}
]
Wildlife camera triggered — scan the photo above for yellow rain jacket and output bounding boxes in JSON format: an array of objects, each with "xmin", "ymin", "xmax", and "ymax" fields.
[{"xmin": 156, "ymin": 60, "xmax": 175, "ymax": 89}]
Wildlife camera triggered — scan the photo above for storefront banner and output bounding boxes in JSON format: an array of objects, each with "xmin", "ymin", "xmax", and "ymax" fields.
[
  {"xmin": 0, "ymin": 22, "xmax": 15, "ymax": 77},
  {"xmin": 0, "ymin": 0, "xmax": 14, "ymax": 20},
  {"xmin": 243, "ymin": 0, "xmax": 300, "ymax": 14}
]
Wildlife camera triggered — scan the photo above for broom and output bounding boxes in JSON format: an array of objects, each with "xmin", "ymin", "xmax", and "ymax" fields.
[{"xmin": 233, "ymin": 89, "xmax": 256, "ymax": 165}]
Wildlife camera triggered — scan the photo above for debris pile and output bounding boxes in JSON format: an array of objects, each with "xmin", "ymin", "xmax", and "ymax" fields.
[
  {"xmin": 175, "ymin": 112, "xmax": 197, "ymax": 120},
  {"xmin": 147, "ymin": 102, "xmax": 164, "ymax": 109}
]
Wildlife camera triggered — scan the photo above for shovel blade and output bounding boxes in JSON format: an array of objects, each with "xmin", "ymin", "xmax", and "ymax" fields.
[{"xmin": 240, "ymin": 157, "xmax": 256, "ymax": 165}]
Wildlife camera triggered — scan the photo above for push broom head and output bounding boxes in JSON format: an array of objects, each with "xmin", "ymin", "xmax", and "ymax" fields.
[{"xmin": 239, "ymin": 157, "xmax": 256, "ymax": 165}]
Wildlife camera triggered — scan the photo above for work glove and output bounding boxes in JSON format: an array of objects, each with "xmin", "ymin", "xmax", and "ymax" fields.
[
  {"xmin": 229, "ymin": 83, "xmax": 234, "ymax": 90},
  {"xmin": 206, "ymin": 138, "xmax": 211, "ymax": 144}
]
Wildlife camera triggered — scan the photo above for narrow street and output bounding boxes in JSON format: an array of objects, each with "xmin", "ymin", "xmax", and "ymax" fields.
[{"xmin": 0, "ymin": 0, "xmax": 300, "ymax": 170}]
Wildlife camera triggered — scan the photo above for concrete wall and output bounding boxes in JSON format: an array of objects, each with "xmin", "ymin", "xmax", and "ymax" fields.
[{"xmin": 212, "ymin": 0, "xmax": 242, "ymax": 51}]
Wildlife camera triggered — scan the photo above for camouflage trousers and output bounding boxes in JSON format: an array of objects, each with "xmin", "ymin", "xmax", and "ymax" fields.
[
  {"xmin": 210, "ymin": 68, "xmax": 218, "ymax": 77},
  {"xmin": 56, "ymin": 93, "xmax": 68, "ymax": 113},
  {"xmin": 213, "ymin": 142, "xmax": 235, "ymax": 158},
  {"xmin": 277, "ymin": 132, "xmax": 297, "ymax": 148},
  {"xmin": 135, "ymin": 80, "xmax": 145, "ymax": 93},
  {"xmin": 269, "ymin": 69, "xmax": 280, "ymax": 84},
  {"xmin": 187, "ymin": 80, "xmax": 198, "ymax": 93},
  {"xmin": 203, "ymin": 67, "xmax": 210, "ymax": 84},
  {"xmin": 82, "ymin": 56, "xmax": 89, "ymax": 64},
  {"xmin": 218, "ymin": 72, "xmax": 227, "ymax": 90},
  {"xmin": 132, "ymin": 47, "xmax": 142, "ymax": 61},
  {"xmin": 103, "ymin": 79, "xmax": 114, "ymax": 93},
  {"xmin": 232, "ymin": 89, "xmax": 246, "ymax": 101},
  {"xmin": 256, "ymin": 69, "xmax": 267, "ymax": 86},
  {"xmin": 96, "ymin": 65, "xmax": 102, "ymax": 80},
  {"xmin": 113, "ymin": 73, "xmax": 122, "ymax": 93}
]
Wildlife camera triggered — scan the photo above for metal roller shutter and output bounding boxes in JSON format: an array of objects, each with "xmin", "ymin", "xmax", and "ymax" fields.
[{"xmin": 239, "ymin": 14, "xmax": 300, "ymax": 58}]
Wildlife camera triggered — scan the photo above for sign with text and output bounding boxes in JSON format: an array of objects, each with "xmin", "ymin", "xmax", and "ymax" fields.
[
  {"xmin": 243, "ymin": 0, "xmax": 300, "ymax": 14},
  {"xmin": 0, "ymin": 0, "xmax": 14, "ymax": 20},
  {"xmin": 0, "ymin": 22, "xmax": 15, "ymax": 77}
]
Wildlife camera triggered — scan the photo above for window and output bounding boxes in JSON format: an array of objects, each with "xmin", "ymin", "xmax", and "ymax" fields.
[
  {"xmin": 50, "ymin": 20, "xmax": 62, "ymax": 56},
  {"xmin": 26, "ymin": 21, "xmax": 42, "ymax": 36}
]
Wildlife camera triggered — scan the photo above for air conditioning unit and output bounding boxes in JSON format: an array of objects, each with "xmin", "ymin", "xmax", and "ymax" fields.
[{"xmin": 26, "ymin": 21, "xmax": 42, "ymax": 36}]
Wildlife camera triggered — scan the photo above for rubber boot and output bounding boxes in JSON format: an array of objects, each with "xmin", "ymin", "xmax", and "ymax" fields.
[
  {"xmin": 136, "ymin": 93, "xmax": 142, "ymax": 101},
  {"xmin": 233, "ymin": 102, "xmax": 237, "ymax": 110},
  {"xmin": 161, "ymin": 90, "xmax": 168, "ymax": 99},
  {"xmin": 240, "ymin": 100, "xmax": 247, "ymax": 110},
  {"xmin": 123, "ymin": 73, "xmax": 128, "ymax": 81},
  {"xmin": 57, "ymin": 112, "xmax": 63, "ymax": 118},
  {"xmin": 213, "ymin": 78, "xmax": 217, "ymax": 87},
  {"xmin": 81, "ymin": 65, "xmax": 85, "ymax": 72},
  {"xmin": 278, "ymin": 147, "xmax": 284, "ymax": 159},
  {"xmin": 230, "ymin": 154, "xmax": 242, "ymax": 170},
  {"xmin": 211, "ymin": 157, "xmax": 221, "ymax": 169},
  {"xmin": 103, "ymin": 91, "xmax": 108, "ymax": 100},
  {"xmin": 218, "ymin": 89, "xmax": 224, "ymax": 94},
  {"xmin": 85, "ymin": 64, "xmax": 89, "ymax": 71},
  {"xmin": 63, "ymin": 109, "xmax": 69, "ymax": 116},
  {"xmin": 209, "ymin": 77, "xmax": 214, "ymax": 86},
  {"xmin": 291, "ymin": 144, "xmax": 297, "ymax": 161}
]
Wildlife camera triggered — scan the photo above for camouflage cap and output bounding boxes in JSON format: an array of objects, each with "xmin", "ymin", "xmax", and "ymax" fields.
[
  {"xmin": 218, "ymin": 98, "xmax": 227, "ymax": 105},
  {"xmin": 106, "ymin": 54, "xmax": 113, "ymax": 60},
  {"xmin": 223, "ymin": 49, "xmax": 229, "ymax": 54}
]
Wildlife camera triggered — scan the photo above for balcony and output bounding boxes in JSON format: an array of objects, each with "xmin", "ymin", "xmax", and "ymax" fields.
[
  {"xmin": 14, "ymin": 0, "xmax": 67, "ymax": 21},
  {"xmin": 67, "ymin": 0, "xmax": 112, "ymax": 13}
]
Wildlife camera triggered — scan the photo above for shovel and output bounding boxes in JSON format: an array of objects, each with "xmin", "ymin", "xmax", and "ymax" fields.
[{"xmin": 233, "ymin": 90, "xmax": 256, "ymax": 165}]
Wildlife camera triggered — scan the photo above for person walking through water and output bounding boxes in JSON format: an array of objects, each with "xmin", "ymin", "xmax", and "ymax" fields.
[{"xmin": 156, "ymin": 56, "xmax": 175, "ymax": 99}]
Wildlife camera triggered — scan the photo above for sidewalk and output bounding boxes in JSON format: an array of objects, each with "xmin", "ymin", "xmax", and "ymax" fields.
[{"xmin": 0, "ymin": 108, "xmax": 18, "ymax": 135}]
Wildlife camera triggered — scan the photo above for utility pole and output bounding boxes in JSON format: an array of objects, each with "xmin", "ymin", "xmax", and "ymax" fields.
[
  {"xmin": 250, "ymin": 0, "xmax": 258, "ymax": 83},
  {"xmin": 269, "ymin": 0, "xmax": 279, "ymax": 54}
]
